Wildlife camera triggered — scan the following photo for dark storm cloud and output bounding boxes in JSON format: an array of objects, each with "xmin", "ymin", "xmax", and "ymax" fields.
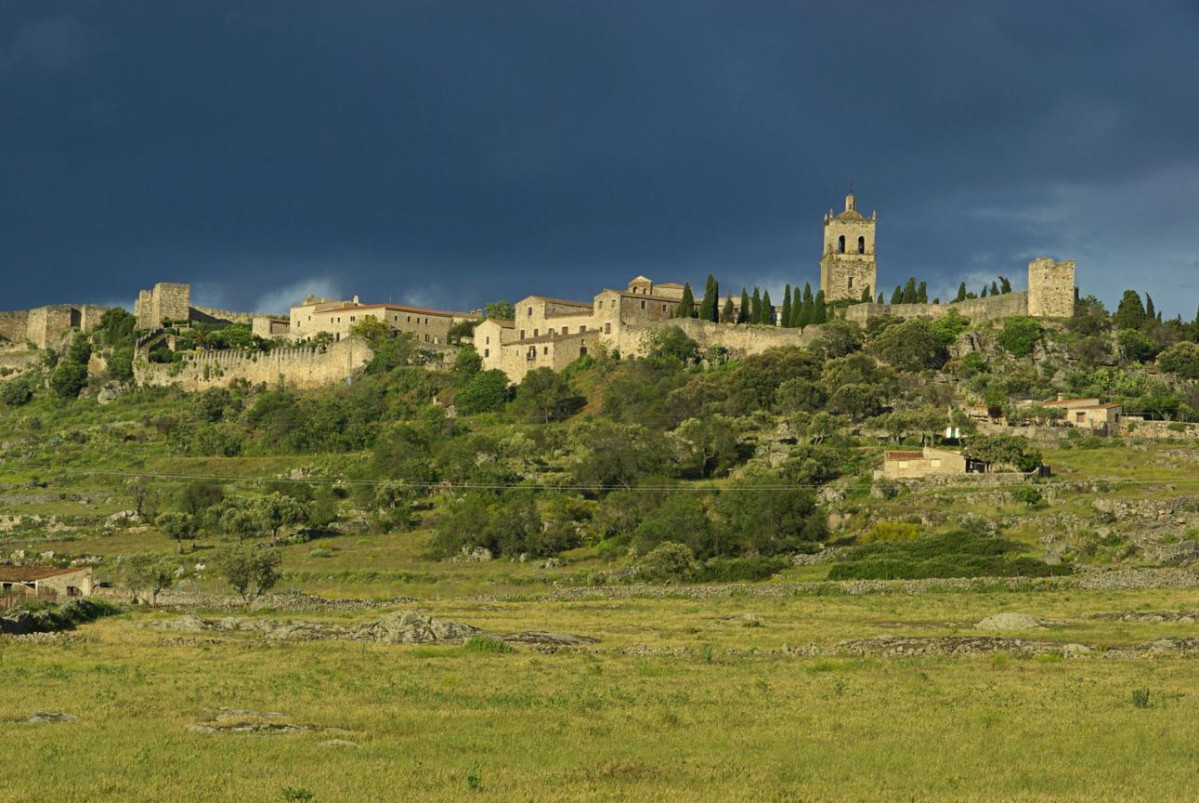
[{"xmin": 1, "ymin": 1, "xmax": 1197, "ymax": 315}]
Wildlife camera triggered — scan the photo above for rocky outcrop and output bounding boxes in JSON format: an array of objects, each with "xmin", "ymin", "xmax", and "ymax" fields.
[{"xmin": 151, "ymin": 609, "xmax": 597, "ymax": 647}]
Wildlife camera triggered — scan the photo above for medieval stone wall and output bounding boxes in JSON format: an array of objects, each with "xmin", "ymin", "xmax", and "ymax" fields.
[
  {"xmin": 0, "ymin": 311, "xmax": 29, "ymax": 343},
  {"xmin": 619, "ymin": 318, "xmax": 824, "ymax": 359},
  {"xmin": 846, "ymin": 291, "xmax": 1030, "ymax": 326},
  {"xmin": 134, "ymin": 338, "xmax": 373, "ymax": 392},
  {"xmin": 191, "ymin": 305, "xmax": 254, "ymax": 325}
]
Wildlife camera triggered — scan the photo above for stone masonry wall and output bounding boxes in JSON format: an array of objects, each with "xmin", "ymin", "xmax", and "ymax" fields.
[
  {"xmin": 0, "ymin": 310, "xmax": 29, "ymax": 343},
  {"xmin": 1028, "ymin": 258, "xmax": 1076, "ymax": 318},
  {"xmin": 846, "ymin": 291, "xmax": 1029, "ymax": 326},
  {"xmin": 134, "ymin": 338, "xmax": 373, "ymax": 392},
  {"xmin": 619, "ymin": 318, "xmax": 825, "ymax": 359},
  {"xmin": 191, "ymin": 305, "xmax": 255, "ymax": 325}
]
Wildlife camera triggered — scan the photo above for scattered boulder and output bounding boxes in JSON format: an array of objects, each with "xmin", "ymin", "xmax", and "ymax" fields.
[
  {"xmin": 26, "ymin": 712, "xmax": 80, "ymax": 725},
  {"xmin": 150, "ymin": 609, "xmax": 596, "ymax": 648},
  {"xmin": 352, "ymin": 611, "xmax": 480, "ymax": 644}
]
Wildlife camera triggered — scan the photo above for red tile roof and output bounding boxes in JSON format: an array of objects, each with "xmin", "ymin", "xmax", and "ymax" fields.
[
  {"xmin": 884, "ymin": 451, "xmax": 924, "ymax": 461},
  {"xmin": 322, "ymin": 303, "xmax": 458, "ymax": 317}
]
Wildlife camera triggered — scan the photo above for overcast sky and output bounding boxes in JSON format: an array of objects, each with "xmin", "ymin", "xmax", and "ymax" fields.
[{"xmin": 2, "ymin": 2, "xmax": 1197, "ymax": 317}]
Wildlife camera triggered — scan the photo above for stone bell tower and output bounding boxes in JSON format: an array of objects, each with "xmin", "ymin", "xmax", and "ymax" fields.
[{"xmin": 820, "ymin": 186, "xmax": 877, "ymax": 303}]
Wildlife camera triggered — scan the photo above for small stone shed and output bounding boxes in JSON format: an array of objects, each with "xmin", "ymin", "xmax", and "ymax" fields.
[
  {"xmin": 0, "ymin": 566, "xmax": 95, "ymax": 598},
  {"xmin": 881, "ymin": 447, "xmax": 968, "ymax": 480}
]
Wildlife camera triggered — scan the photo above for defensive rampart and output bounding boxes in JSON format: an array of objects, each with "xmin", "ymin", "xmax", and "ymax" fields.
[
  {"xmin": 846, "ymin": 291, "xmax": 1029, "ymax": 326},
  {"xmin": 134, "ymin": 338, "xmax": 373, "ymax": 391}
]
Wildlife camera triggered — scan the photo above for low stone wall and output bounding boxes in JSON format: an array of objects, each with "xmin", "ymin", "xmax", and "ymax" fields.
[
  {"xmin": 1122, "ymin": 418, "xmax": 1199, "ymax": 441},
  {"xmin": 134, "ymin": 338, "xmax": 373, "ymax": 391}
]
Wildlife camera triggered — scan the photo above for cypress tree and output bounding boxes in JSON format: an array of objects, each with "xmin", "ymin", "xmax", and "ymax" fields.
[
  {"xmin": 750, "ymin": 288, "xmax": 762, "ymax": 324},
  {"xmin": 676, "ymin": 282, "xmax": 696, "ymax": 318},
  {"xmin": 797, "ymin": 283, "xmax": 813, "ymax": 327},
  {"xmin": 902, "ymin": 277, "xmax": 918, "ymax": 304},
  {"xmin": 699, "ymin": 274, "xmax": 719, "ymax": 322},
  {"xmin": 980, "ymin": 285, "xmax": 988, "ymax": 298},
  {"xmin": 780, "ymin": 285, "xmax": 792, "ymax": 328},
  {"xmin": 1145, "ymin": 294, "xmax": 1156, "ymax": 323},
  {"xmin": 1113, "ymin": 290, "xmax": 1145, "ymax": 330},
  {"xmin": 990, "ymin": 281, "xmax": 1000, "ymax": 297},
  {"xmin": 878, "ymin": 293, "xmax": 885, "ymax": 304},
  {"xmin": 761, "ymin": 290, "xmax": 774, "ymax": 325},
  {"xmin": 890, "ymin": 285, "xmax": 903, "ymax": 305},
  {"xmin": 860, "ymin": 286, "xmax": 872, "ymax": 303},
  {"xmin": 917, "ymin": 281, "xmax": 928, "ymax": 303},
  {"xmin": 811, "ymin": 290, "xmax": 827, "ymax": 324},
  {"xmin": 721, "ymin": 296, "xmax": 735, "ymax": 324},
  {"xmin": 999, "ymin": 276, "xmax": 1012, "ymax": 294},
  {"xmin": 955, "ymin": 282, "xmax": 967, "ymax": 302},
  {"xmin": 738, "ymin": 288, "xmax": 750, "ymax": 324}
]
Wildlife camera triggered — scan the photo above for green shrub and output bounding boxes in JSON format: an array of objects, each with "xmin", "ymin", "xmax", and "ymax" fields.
[
  {"xmin": 636, "ymin": 541, "xmax": 698, "ymax": 583},
  {"xmin": 464, "ymin": 636, "xmax": 515, "ymax": 654},
  {"xmin": 827, "ymin": 528, "xmax": 1070, "ymax": 581},
  {"xmin": 698, "ymin": 555, "xmax": 790, "ymax": 582},
  {"xmin": 997, "ymin": 316, "xmax": 1042, "ymax": 358},
  {"xmin": 860, "ymin": 522, "xmax": 919, "ymax": 544}
]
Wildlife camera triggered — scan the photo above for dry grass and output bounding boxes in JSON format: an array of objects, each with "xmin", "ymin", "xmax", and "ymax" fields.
[{"xmin": 3, "ymin": 588, "xmax": 1199, "ymax": 800}]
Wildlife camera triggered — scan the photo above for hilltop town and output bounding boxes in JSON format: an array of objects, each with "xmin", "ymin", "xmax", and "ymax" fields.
[{"xmin": 2, "ymin": 191, "xmax": 1082, "ymax": 393}]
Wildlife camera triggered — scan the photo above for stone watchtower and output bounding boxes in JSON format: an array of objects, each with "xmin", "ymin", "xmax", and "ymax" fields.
[
  {"xmin": 820, "ymin": 188, "xmax": 877, "ymax": 302},
  {"xmin": 1027, "ymin": 258, "xmax": 1076, "ymax": 318}
]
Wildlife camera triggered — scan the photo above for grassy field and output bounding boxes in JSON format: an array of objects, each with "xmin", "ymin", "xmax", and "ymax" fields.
[{"xmin": 3, "ymin": 587, "xmax": 1199, "ymax": 801}]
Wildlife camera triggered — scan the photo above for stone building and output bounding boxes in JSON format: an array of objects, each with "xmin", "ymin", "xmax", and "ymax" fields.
[
  {"xmin": 820, "ymin": 189, "xmax": 877, "ymax": 303},
  {"xmin": 1043, "ymin": 397, "xmax": 1122, "ymax": 434},
  {"xmin": 286, "ymin": 294, "xmax": 468, "ymax": 344},
  {"xmin": 0, "ymin": 566, "xmax": 95, "ymax": 597},
  {"xmin": 881, "ymin": 447, "xmax": 967, "ymax": 479},
  {"xmin": 252, "ymin": 316, "xmax": 290, "ymax": 339}
]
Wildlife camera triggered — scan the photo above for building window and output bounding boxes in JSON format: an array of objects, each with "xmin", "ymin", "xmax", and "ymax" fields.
[
  {"xmin": 520, "ymin": 330, "xmax": 525, "ymax": 339},
  {"xmin": 838, "ymin": 235, "xmax": 846, "ymax": 254},
  {"xmin": 847, "ymin": 277, "xmax": 853, "ymax": 290},
  {"xmin": 407, "ymin": 316, "xmax": 411, "ymax": 322},
  {"xmin": 425, "ymin": 334, "xmax": 430, "ymax": 342},
  {"xmin": 561, "ymin": 327, "xmax": 568, "ymax": 334},
  {"xmin": 549, "ymin": 328, "xmax": 555, "ymax": 335},
  {"xmin": 350, "ymin": 316, "xmax": 356, "ymax": 322},
  {"xmin": 661, "ymin": 304, "xmax": 667, "ymax": 312},
  {"xmin": 485, "ymin": 336, "xmax": 490, "ymax": 344},
  {"xmin": 528, "ymin": 307, "xmax": 533, "ymax": 316},
  {"xmin": 604, "ymin": 322, "xmax": 611, "ymax": 334},
  {"xmin": 640, "ymin": 300, "xmax": 646, "ymax": 310},
  {"xmin": 579, "ymin": 325, "xmax": 586, "ymax": 332},
  {"xmin": 527, "ymin": 346, "xmax": 536, "ymax": 361},
  {"xmin": 484, "ymin": 348, "xmax": 489, "ymax": 358},
  {"xmin": 543, "ymin": 346, "xmax": 548, "ymax": 355},
  {"xmin": 858, "ymin": 236, "xmax": 865, "ymax": 254},
  {"xmin": 580, "ymin": 345, "xmax": 588, "ymax": 357},
  {"xmin": 533, "ymin": 328, "xmax": 539, "ymax": 337}
]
